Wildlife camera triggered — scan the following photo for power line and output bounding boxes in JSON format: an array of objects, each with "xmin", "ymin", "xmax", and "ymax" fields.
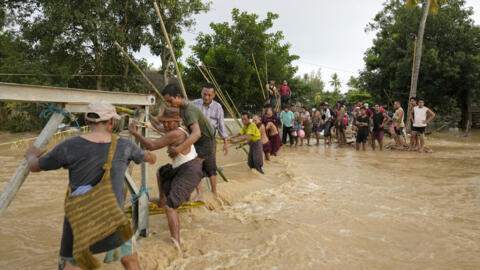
[{"xmin": 0, "ymin": 73, "xmax": 124, "ymax": 77}]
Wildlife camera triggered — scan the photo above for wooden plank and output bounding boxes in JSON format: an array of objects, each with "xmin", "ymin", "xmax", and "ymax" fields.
[
  {"xmin": 0, "ymin": 112, "xmax": 65, "ymax": 218},
  {"xmin": 0, "ymin": 82, "xmax": 155, "ymax": 106}
]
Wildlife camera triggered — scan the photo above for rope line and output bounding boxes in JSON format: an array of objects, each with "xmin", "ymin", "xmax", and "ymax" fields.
[
  {"xmin": 40, "ymin": 103, "xmax": 81, "ymax": 129},
  {"xmin": 129, "ymin": 186, "xmax": 151, "ymax": 204}
]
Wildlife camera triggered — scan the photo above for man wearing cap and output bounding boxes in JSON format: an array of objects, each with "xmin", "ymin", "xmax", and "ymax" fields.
[
  {"xmin": 151, "ymin": 83, "xmax": 215, "ymax": 164},
  {"xmin": 129, "ymin": 107, "xmax": 203, "ymax": 246},
  {"xmin": 25, "ymin": 100, "xmax": 156, "ymax": 270},
  {"xmin": 191, "ymin": 82, "xmax": 228, "ymax": 198}
]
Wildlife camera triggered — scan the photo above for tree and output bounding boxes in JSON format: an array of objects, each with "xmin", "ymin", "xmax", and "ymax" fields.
[
  {"xmin": 0, "ymin": 0, "xmax": 209, "ymax": 131},
  {"xmin": 290, "ymin": 68, "xmax": 325, "ymax": 107},
  {"xmin": 345, "ymin": 76, "xmax": 374, "ymax": 105},
  {"xmin": 184, "ymin": 8, "xmax": 298, "ymax": 111},
  {"xmin": 147, "ymin": 0, "xmax": 211, "ymax": 83},
  {"xmin": 329, "ymin": 73, "xmax": 341, "ymax": 92},
  {"xmin": 2, "ymin": 0, "xmax": 210, "ymax": 91},
  {"xmin": 360, "ymin": 0, "xmax": 480, "ymax": 127},
  {"xmin": 406, "ymin": 0, "xmax": 448, "ymax": 127}
]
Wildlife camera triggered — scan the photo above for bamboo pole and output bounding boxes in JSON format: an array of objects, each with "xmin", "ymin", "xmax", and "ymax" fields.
[
  {"xmin": 114, "ymin": 41, "xmax": 166, "ymax": 104},
  {"xmin": 153, "ymin": 2, "xmax": 187, "ymax": 100},
  {"xmin": 0, "ymin": 112, "xmax": 65, "ymax": 218},
  {"xmin": 265, "ymin": 49, "xmax": 268, "ymax": 85},
  {"xmin": 195, "ymin": 63, "xmax": 210, "ymax": 83},
  {"xmin": 224, "ymin": 89, "xmax": 241, "ymax": 119},
  {"xmin": 251, "ymin": 53, "xmax": 266, "ymax": 100},
  {"xmin": 203, "ymin": 66, "xmax": 241, "ymax": 127}
]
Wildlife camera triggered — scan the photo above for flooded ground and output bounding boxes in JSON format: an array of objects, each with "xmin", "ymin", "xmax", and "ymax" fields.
[{"xmin": 0, "ymin": 131, "xmax": 479, "ymax": 269}]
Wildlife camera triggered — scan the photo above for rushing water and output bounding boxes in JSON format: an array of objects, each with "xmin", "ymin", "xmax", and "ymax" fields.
[{"xmin": 0, "ymin": 131, "xmax": 479, "ymax": 269}]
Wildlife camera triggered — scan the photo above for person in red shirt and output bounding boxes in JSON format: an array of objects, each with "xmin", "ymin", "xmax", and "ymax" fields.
[
  {"xmin": 278, "ymin": 80, "xmax": 292, "ymax": 107},
  {"xmin": 365, "ymin": 103, "xmax": 373, "ymax": 117}
]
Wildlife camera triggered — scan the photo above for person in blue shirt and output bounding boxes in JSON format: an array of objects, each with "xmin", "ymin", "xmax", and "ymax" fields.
[{"xmin": 279, "ymin": 105, "xmax": 295, "ymax": 146}]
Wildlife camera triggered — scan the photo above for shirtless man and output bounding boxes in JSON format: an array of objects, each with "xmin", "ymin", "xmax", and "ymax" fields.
[
  {"xmin": 335, "ymin": 102, "xmax": 346, "ymax": 145},
  {"xmin": 410, "ymin": 98, "xmax": 436, "ymax": 152},
  {"xmin": 321, "ymin": 102, "xmax": 333, "ymax": 145},
  {"xmin": 265, "ymin": 79, "xmax": 278, "ymax": 109},
  {"xmin": 263, "ymin": 107, "xmax": 282, "ymax": 156},
  {"xmin": 312, "ymin": 109, "xmax": 323, "ymax": 146},
  {"xmin": 392, "ymin": 101, "xmax": 406, "ymax": 149},
  {"xmin": 130, "ymin": 107, "xmax": 203, "ymax": 246},
  {"xmin": 408, "ymin": 97, "xmax": 418, "ymax": 148}
]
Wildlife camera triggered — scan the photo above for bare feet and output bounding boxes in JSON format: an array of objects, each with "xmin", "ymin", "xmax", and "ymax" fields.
[{"xmin": 170, "ymin": 237, "xmax": 183, "ymax": 255}]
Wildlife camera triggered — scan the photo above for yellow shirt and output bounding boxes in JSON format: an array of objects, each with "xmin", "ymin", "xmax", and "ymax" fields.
[{"xmin": 240, "ymin": 122, "xmax": 261, "ymax": 142}]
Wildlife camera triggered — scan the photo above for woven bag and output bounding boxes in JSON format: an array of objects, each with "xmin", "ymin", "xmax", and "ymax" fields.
[{"xmin": 64, "ymin": 134, "xmax": 133, "ymax": 269}]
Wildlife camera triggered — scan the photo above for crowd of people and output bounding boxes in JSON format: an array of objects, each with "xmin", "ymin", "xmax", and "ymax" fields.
[
  {"xmin": 22, "ymin": 79, "xmax": 436, "ymax": 269},
  {"xmin": 262, "ymin": 87, "xmax": 436, "ymax": 154}
]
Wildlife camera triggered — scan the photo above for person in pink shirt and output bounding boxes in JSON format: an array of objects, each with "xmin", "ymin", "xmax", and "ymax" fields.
[{"xmin": 278, "ymin": 80, "xmax": 292, "ymax": 107}]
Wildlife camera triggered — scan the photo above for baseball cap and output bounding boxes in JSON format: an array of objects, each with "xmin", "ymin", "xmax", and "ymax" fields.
[{"xmin": 85, "ymin": 100, "xmax": 121, "ymax": 122}]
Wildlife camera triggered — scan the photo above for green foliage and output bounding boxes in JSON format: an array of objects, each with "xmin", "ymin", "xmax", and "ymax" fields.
[
  {"xmin": 183, "ymin": 8, "xmax": 298, "ymax": 111},
  {"xmin": 329, "ymin": 73, "xmax": 342, "ymax": 92},
  {"xmin": 0, "ymin": 102, "xmax": 48, "ymax": 132},
  {"xmin": 405, "ymin": 0, "xmax": 449, "ymax": 14},
  {"xmin": 147, "ymin": 0, "xmax": 211, "ymax": 79},
  {"xmin": 359, "ymin": 0, "xmax": 480, "ymax": 124},
  {"xmin": 289, "ymin": 69, "xmax": 325, "ymax": 107},
  {"xmin": 345, "ymin": 89, "xmax": 374, "ymax": 105},
  {"xmin": 314, "ymin": 90, "xmax": 343, "ymax": 108},
  {"xmin": 0, "ymin": 0, "xmax": 210, "ymax": 131}
]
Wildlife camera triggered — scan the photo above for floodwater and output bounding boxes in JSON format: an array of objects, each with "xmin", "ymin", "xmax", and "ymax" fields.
[{"xmin": 0, "ymin": 131, "xmax": 479, "ymax": 269}]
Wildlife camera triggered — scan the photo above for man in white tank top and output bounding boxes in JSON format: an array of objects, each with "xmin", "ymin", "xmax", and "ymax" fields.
[
  {"xmin": 409, "ymin": 98, "xmax": 436, "ymax": 152},
  {"xmin": 129, "ymin": 107, "xmax": 203, "ymax": 246}
]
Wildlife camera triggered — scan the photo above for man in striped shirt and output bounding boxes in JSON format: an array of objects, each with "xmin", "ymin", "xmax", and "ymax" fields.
[{"xmin": 192, "ymin": 83, "xmax": 229, "ymax": 198}]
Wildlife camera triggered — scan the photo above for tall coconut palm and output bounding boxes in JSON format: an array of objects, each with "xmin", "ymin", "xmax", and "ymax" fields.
[
  {"xmin": 406, "ymin": 0, "xmax": 447, "ymax": 128},
  {"xmin": 329, "ymin": 73, "xmax": 341, "ymax": 92}
]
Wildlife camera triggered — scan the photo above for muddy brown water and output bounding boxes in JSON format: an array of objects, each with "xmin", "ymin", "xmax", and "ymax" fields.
[{"xmin": 0, "ymin": 131, "xmax": 479, "ymax": 269}]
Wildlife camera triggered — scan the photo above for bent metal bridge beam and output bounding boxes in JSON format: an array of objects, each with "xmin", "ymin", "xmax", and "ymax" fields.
[
  {"xmin": 0, "ymin": 82, "xmax": 156, "ymax": 112},
  {"xmin": 0, "ymin": 82, "xmax": 154, "ymax": 238}
]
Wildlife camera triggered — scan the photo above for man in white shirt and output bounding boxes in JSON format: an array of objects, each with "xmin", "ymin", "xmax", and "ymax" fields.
[
  {"xmin": 409, "ymin": 98, "xmax": 436, "ymax": 152},
  {"xmin": 191, "ymin": 83, "xmax": 229, "ymax": 198}
]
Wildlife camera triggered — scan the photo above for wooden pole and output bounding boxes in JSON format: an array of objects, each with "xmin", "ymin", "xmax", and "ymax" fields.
[
  {"xmin": 251, "ymin": 53, "xmax": 266, "ymax": 100},
  {"xmin": 0, "ymin": 112, "xmax": 65, "ymax": 218},
  {"xmin": 153, "ymin": 2, "xmax": 188, "ymax": 100},
  {"xmin": 114, "ymin": 41, "xmax": 166, "ymax": 104}
]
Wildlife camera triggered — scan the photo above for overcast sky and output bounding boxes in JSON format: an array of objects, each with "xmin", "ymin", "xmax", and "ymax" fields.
[{"xmin": 136, "ymin": 0, "xmax": 480, "ymax": 93}]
